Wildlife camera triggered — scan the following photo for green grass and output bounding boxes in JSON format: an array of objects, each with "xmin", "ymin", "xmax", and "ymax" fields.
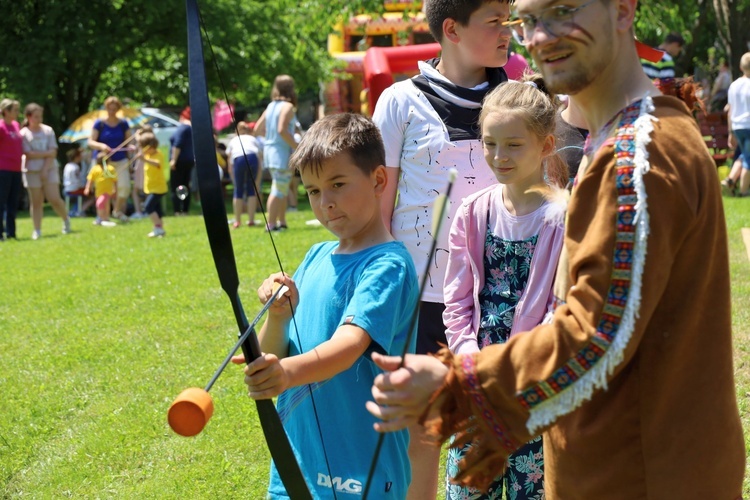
[
  {"xmin": 724, "ymin": 197, "xmax": 750, "ymax": 496},
  {"xmin": 1, "ymin": 197, "xmax": 749, "ymax": 497},
  {"xmin": 0, "ymin": 197, "xmax": 331, "ymax": 497}
]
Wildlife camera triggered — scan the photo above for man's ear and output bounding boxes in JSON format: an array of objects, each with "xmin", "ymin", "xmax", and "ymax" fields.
[
  {"xmin": 615, "ymin": 0, "xmax": 637, "ymax": 35},
  {"xmin": 373, "ymin": 165, "xmax": 388, "ymax": 196}
]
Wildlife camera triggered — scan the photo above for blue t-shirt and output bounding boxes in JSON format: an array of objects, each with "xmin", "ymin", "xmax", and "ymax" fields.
[
  {"xmin": 268, "ymin": 240, "xmax": 418, "ymax": 499},
  {"xmin": 93, "ymin": 119, "xmax": 129, "ymax": 161},
  {"xmin": 169, "ymin": 123, "xmax": 194, "ymax": 163}
]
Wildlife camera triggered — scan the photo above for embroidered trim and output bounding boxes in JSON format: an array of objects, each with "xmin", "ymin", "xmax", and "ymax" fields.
[
  {"xmin": 461, "ymin": 354, "xmax": 519, "ymax": 453},
  {"xmin": 517, "ymin": 97, "xmax": 656, "ymax": 434}
]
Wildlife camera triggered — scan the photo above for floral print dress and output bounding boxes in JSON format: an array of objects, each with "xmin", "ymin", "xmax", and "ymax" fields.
[{"xmin": 445, "ymin": 221, "xmax": 545, "ymax": 500}]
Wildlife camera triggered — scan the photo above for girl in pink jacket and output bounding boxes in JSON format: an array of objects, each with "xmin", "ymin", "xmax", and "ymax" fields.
[{"xmin": 442, "ymin": 76, "xmax": 567, "ymax": 500}]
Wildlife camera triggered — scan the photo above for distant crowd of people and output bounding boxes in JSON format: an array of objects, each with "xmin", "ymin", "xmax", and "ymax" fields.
[
  {"xmin": 0, "ymin": 99, "xmax": 70, "ymax": 240},
  {"xmin": 0, "ymin": 75, "xmax": 307, "ymax": 241}
]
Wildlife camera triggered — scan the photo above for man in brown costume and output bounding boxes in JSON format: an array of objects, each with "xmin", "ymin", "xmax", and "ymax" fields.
[{"xmin": 367, "ymin": 0, "xmax": 746, "ymax": 498}]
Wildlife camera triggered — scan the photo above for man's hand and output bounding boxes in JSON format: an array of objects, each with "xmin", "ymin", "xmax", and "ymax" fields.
[{"xmin": 365, "ymin": 352, "xmax": 449, "ymax": 432}]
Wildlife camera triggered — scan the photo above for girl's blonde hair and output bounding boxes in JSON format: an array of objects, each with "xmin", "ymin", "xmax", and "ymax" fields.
[
  {"xmin": 740, "ymin": 52, "xmax": 750, "ymax": 75},
  {"xmin": 271, "ymin": 75, "xmax": 297, "ymax": 106},
  {"xmin": 480, "ymin": 75, "xmax": 568, "ymax": 189},
  {"xmin": 0, "ymin": 98, "xmax": 20, "ymax": 116}
]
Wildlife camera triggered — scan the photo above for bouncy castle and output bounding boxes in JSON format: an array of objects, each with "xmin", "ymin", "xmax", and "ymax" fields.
[{"xmin": 324, "ymin": 0, "xmax": 440, "ymax": 116}]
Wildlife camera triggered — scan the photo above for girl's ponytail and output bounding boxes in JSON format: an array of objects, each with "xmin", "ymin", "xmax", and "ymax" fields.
[{"xmin": 545, "ymin": 154, "xmax": 569, "ymax": 190}]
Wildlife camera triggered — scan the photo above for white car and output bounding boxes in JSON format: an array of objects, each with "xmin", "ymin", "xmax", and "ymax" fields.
[{"xmin": 140, "ymin": 107, "xmax": 181, "ymax": 148}]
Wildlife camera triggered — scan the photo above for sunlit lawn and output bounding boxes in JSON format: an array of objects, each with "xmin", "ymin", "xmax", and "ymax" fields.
[{"xmin": 1, "ymin": 196, "xmax": 748, "ymax": 497}]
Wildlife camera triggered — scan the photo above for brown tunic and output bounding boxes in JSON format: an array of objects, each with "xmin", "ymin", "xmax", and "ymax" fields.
[{"xmin": 425, "ymin": 96, "xmax": 745, "ymax": 499}]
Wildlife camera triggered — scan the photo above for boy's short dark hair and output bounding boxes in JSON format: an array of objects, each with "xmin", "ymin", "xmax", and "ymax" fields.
[
  {"xmin": 664, "ymin": 32, "xmax": 685, "ymax": 47},
  {"xmin": 289, "ymin": 113, "xmax": 385, "ymax": 176},
  {"xmin": 426, "ymin": 0, "xmax": 513, "ymax": 43}
]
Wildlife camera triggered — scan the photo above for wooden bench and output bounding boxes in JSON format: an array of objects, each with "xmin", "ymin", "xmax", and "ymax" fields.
[{"xmin": 697, "ymin": 112, "xmax": 731, "ymax": 167}]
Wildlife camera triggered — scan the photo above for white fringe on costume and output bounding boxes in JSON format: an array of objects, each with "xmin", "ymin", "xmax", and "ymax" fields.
[{"xmin": 526, "ymin": 96, "xmax": 657, "ymax": 435}]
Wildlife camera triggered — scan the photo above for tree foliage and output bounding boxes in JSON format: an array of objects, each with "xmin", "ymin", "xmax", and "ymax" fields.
[
  {"xmin": 0, "ymin": 0, "xmax": 180, "ymax": 135},
  {"xmin": 1, "ymin": 0, "xmax": 747, "ymax": 136},
  {"xmin": 0, "ymin": 0, "xmax": 380, "ymax": 135},
  {"xmin": 635, "ymin": 0, "xmax": 749, "ymax": 80}
]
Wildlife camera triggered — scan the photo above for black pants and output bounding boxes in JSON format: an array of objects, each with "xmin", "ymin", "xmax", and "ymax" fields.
[
  {"xmin": 171, "ymin": 160, "xmax": 194, "ymax": 214},
  {"xmin": 416, "ymin": 301, "xmax": 448, "ymax": 355},
  {"xmin": 144, "ymin": 193, "xmax": 164, "ymax": 218},
  {"xmin": 0, "ymin": 170, "xmax": 22, "ymax": 238}
]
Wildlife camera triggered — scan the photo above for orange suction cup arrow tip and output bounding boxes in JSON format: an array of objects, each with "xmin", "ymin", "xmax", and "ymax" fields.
[{"xmin": 168, "ymin": 387, "xmax": 214, "ymax": 437}]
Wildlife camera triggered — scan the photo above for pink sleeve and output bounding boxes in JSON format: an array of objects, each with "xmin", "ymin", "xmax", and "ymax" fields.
[{"xmin": 443, "ymin": 205, "xmax": 480, "ymax": 355}]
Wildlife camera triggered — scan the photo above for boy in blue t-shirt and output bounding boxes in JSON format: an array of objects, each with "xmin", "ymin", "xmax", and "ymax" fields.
[{"xmin": 233, "ymin": 113, "xmax": 419, "ymax": 498}]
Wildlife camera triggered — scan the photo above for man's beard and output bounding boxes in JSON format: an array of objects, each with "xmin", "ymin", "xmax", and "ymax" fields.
[{"xmin": 537, "ymin": 36, "xmax": 613, "ymax": 96}]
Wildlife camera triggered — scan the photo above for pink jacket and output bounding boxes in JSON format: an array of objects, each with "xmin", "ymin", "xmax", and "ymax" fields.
[{"xmin": 443, "ymin": 184, "xmax": 566, "ymax": 354}]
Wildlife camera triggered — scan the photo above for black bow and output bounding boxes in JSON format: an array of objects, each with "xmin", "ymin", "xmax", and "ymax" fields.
[{"xmin": 185, "ymin": 0, "xmax": 312, "ymax": 497}]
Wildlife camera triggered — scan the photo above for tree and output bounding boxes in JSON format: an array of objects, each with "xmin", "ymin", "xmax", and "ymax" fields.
[
  {"xmin": 0, "ymin": 0, "xmax": 181, "ymax": 135},
  {"xmin": 635, "ymin": 0, "xmax": 750, "ymax": 81},
  {"xmin": 712, "ymin": 0, "xmax": 750, "ymax": 78},
  {"xmin": 0, "ymin": 0, "xmax": 382, "ymax": 136}
]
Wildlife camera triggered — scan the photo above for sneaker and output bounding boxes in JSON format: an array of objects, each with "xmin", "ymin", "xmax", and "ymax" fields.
[
  {"xmin": 232, "ymin": 221, "xmax": 241, "ymax": 229},
  {"xmin": 100, "ymin": 220, "xmax": 117, "ymax": 227},
  {"xmin": 62, "ymin": 219, "xmax": 71, "ymax": 235},
  {"xmin": 31, "ymin": 230, "xmax": 41, "ymax": 240},
  {"xmin": 721, "ymin": 178, "xmax": 736, "ymax": 196},
  {"xmin": 148, "ymin": 227, "xmax": 166, "ymax": 237},
  {"xmin": 130, "ymin": 212, "xmax": 147, "ymax": 220},
  {"xmin": 93, "ymin": 217, "xmax": 102, "ymax": 226}
]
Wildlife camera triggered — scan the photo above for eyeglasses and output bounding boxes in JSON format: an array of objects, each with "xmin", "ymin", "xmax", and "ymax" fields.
[{"xmin": 503, "ymin": 0, "xmax": 599, "ymax": 46}]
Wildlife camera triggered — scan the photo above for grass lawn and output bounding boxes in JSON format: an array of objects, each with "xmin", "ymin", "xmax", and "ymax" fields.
[{"xmin": 1, "ymin": 196, "xmax": 748, "ymax": 497}]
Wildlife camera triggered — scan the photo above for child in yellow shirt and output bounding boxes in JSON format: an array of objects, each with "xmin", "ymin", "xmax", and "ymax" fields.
[
  {"xmin": 84, "ymin": 156, "xmax": 117, "ymax": 226},
  {"xmin": 136, "ymin": 132, "xmax": 167, "ymax": 237}
]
